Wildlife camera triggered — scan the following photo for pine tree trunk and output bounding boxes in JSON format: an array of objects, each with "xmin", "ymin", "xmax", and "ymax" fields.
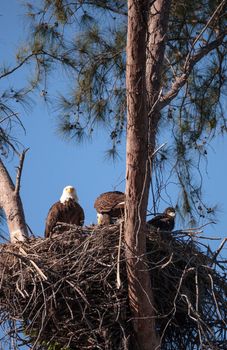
[
  {"xmin": 0, "ymin": 159, "xmax": 28, "ymax": 243},
  {"xmin": 146, "ymin": 0, "xmax": 172, "ymax": 158},
  {"xmin": 125, "ymin": 1, "xmax": 160, "ymax": 349},
  {"xmin": 125, "ymin": 0, "xmax": 172, "ymax": 349}
]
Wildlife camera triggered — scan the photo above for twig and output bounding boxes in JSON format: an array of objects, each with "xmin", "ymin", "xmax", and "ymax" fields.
[
  {"xmin": 0, "ymin": 112, "xmax": 19, "ymax": 124},
  {"xmin": 158, "ymin": 30, "xmax": 227, "ymax": 110},
  {"xmin": 26, "ymin": 223, "xmax": 35, "ymax": 237},
  {"xmin": 148, "ymin": 88, "xmax": 163, "ymax": 117},
  {"xmin": 150, "ymin": 142, "xmax": 167, "ymax": 159},
  {"xmin": 173, "ymin": 221, "xmax": 216, "ymax": 233},
  {"xmin": 0, "ymin": 53, "xmax": 34, "ymax": 80},
  {"xmin": 19, "ymin": 246, "xmax": 48, "ymax": 281},
  {"xmin": 15, "ymin": 148, "xmax": 29, "ymax": 196},
  {"xmin": 160, "ymin": 253, "xmax": 173, "ymax": 269},
  {"xmin": 208, "ymin": 273, "xmax": 226, "ymax": 326},
  {"xmin": 116, "ymin": 221, "xmax": 123, "ymax": 289},
  {"xmin": 211, "ymin": 238, "xmax": 227, "ymax": 266},
  {"xmin": 184, "ymin": 0, "xmax": 226, "ymax": 69}
]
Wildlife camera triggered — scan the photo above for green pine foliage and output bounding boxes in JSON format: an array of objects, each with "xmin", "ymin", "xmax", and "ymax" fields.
[
  {"xmin": 0, "ymin": 0, "xmax": 226, "ymax": 222},
  {"xmin": 21, "ymin": 0, "xmax": 226, "ymax": 222}
]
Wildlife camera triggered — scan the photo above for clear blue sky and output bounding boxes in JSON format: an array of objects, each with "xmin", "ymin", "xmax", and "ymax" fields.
[{"xmin": 0, "ymin": 1, "xmax": 226, "ymax": 348}]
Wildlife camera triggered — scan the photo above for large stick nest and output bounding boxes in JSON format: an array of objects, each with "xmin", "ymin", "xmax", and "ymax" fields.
[{"xmin": 0, "ymin": 224, "xmax": 226, "ymax": 349}]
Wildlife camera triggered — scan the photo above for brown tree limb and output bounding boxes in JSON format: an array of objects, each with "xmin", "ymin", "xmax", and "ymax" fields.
[
  {"xmin": 159, "ymin": 30, "xmax": 227, "ymax": 110},
  {"xmin": 94, "ymin": 1, "xmax": 128, "ymax": 16},
  {"xmin": 0, "ymin": 156, "xmax": 28, "ymax": 243},
  {"xmin": 184, "ymin": 0, "xmax": 226, "ymax": 66}
]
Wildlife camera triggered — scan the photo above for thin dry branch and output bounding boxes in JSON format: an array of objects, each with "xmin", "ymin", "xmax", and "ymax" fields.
[
  {"xmin": 19, "ymin": 246, "xmax": 48, "ymax": 281},
  {"xmin": 15, "ymin": 148, "xmax": 29, "ymax": 196},
  {"xmin": 211, "ymin": 238, "xmax": 227, "ymax": 266},
  {"xmin": 184, "ymin": 0, "xmax": 226, "ymax": 67},
  {"xmin": 0, "ymin": 53, "xmax": 35, "ymax": 80},
  {"xmin": 159, "ymin": 31, "xmax": 227, "ymax": 110}
]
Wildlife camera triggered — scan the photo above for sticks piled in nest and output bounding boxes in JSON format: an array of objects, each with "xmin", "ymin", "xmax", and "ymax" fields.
[{"xmin": 0, "ymin": 225, "xmax": 226, "ymax": 350}]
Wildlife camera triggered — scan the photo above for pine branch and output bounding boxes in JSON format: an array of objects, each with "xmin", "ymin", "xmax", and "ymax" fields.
[
  {"xmin": 185, "ymin": 0, "xmax": 226, "ymax": 65},
  {"xmin": 89, "ymin": 1, "xmax": 127, "ymax": 16},
  {"xmin": 0, "ymin": 53, "xmax": 34, "ymax": 80},
  {"xmin": 159, "ymin": 30, "xmax": 227, "ymax": 110},
  {"xmin": 40, "ymin": 50, "xmax": 78, "ymax": 70}
]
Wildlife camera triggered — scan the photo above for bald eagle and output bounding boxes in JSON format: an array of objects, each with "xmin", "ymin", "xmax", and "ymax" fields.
[
  {"xmin": 147, "ymin": 207, "xmax": 176, "ymax": 232},
  {"xmin": 45, "ymin": 186, "xmax": 84, "ymax": 238},
  {"xmin": 94, "ymin": 191, "xmax": 125, "ymax": 225}
]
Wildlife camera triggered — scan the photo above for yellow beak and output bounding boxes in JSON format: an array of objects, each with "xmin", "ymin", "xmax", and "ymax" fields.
[{"xmin": 67, "ymin": 187, "xmax": 74, "ymax": 193}]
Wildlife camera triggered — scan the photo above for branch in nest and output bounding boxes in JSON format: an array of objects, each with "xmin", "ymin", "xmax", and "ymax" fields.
[{"xmin": 0, "ymin": 225, "xmax": 226, "ymax": 349}]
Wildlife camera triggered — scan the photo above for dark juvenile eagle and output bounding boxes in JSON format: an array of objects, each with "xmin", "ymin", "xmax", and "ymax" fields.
[
  {"xmin": 147, "ymin": 207, "xmax": 176, "ymax": 232},
  {"xmin": 45, "ymin": 186, "xmax": 84, "ymax": 238},
  {"xmin": 94, "ymin": 191, "xmax": 125, "ymax": 225}
]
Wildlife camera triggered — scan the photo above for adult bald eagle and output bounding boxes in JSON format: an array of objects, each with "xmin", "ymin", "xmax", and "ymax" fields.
[
  {"xmin": 45, "ymin": 186, "xmax": 84, "ymax": 238},
  {"xmin": 147, "ymin": 207, "xmax": 176, "ymax": 232},
  {"xmin": 94, "ymin": 191, "xmax": 125, "ymax": 225}
]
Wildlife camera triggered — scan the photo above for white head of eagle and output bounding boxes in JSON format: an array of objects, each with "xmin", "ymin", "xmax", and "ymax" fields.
[{"xmin": 60, "ymin": 185, "xmax": 79, "ymax": 203}]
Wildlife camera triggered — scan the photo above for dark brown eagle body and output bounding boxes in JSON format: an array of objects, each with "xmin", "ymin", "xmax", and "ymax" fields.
[
  {"xmin": 45, "ymin": 198, "xmax": 84, "ymax": 238},
  {"xmin": 94, "ymin": 191, "xmax": 125, "ymax": 225},
  {"xmin": 147, "ymin": 207, "xmax": 176, "ymax": 232}
]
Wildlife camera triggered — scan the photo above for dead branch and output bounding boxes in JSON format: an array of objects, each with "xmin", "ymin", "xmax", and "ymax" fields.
[
  {"xmin": 211, "ymin": 238, "xmax": 227, "ymax": 266},
  {"xmin": 184, "ymin": 0, "xmax": 226, "ymax": 67},
  {"xmin": 0, "ymin": 157, "xmax": 28, "ymax": 243},
  {"xmin": 159, "ymin": 30, "xmax": 227, "ymax": 110},
  {"xmin": 15, "ymin": 148, "xmax": 29, "ymax": 196}
]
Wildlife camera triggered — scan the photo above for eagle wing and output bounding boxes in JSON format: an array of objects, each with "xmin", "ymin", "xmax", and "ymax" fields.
[
  {"xmin": 94, "ymin": 191, "xmax": 125, "ymax": 213},
  {"xmin": 45, "ymin": 202, "xmax": 63, "ymax": 238},
  {"xmin": 45, "ymin": 200, "xmax": 84, "ymax": 238},
  {"xmin": 68, "ymin": 200, "xmax": 84, "ymax": 227},
  {"xmin": 147, "ymin": 214, "xmax": 174, "ymax": 231}
]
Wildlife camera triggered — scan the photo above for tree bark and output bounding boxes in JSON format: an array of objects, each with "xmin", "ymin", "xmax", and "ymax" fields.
[
  {"xmin": 125, "ymin": 1, "xmax": 160, "ymax": 349},
  {"xmin": 146, "ymin": 0, "xmax": 172, "ymax": 164},
  {"xmin": 125, "ymin": 1, "xmax": 172, "ymax": 349},
  {"xmin": 0, "ymin": 158, "xmax": 28, "ymax": 243}
]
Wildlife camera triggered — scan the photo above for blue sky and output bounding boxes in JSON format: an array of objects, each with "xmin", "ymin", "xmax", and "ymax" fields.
[{"xmin": 0, "ymin": 1, "xmax": 226, "ymax": 348}]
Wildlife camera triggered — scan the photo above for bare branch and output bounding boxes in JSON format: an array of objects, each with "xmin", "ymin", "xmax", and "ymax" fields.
[
  {"xmin": 184, "ymin": 0, "xmax": 226, "ymax": 69},
  {"xmin": 211, "ymin": 238, "xmax": 227, "ymax": 266},
  {"xmin": 159, "ymin": 31, "xmax": 227, "ymax": 111},
  {"xmin": 15, "ymin": 148, "xmax": 29, "ymax": 196},
  {"xmin": 0, "ymin": 112, "xmax": 19, "ymax": 124},
  {"xmin": 116, "ymin": 221, "xmax": 123, "ymax": 289},
  {"xmin": 150, "ymin": 142, "xmax": 167, "ymax": 158},
  {"xmin": 19, "ymin": 247, "xmax": 48, "ymax": 281},
  {"xmin": 94, "ymin": 1, "xmax": 127, "ymax": 16},
  {"xmin": 0, "ymin": 54, "xmax": 34, "ymax": 80},
  {"xmin": 0, "ymin": 158, "xmax": 28, "ymax": 242}
]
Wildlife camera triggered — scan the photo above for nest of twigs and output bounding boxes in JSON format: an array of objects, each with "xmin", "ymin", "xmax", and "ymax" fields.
[{"xmin": 0, "ymin": 224, "xmax": 226, "ymax": 350}]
